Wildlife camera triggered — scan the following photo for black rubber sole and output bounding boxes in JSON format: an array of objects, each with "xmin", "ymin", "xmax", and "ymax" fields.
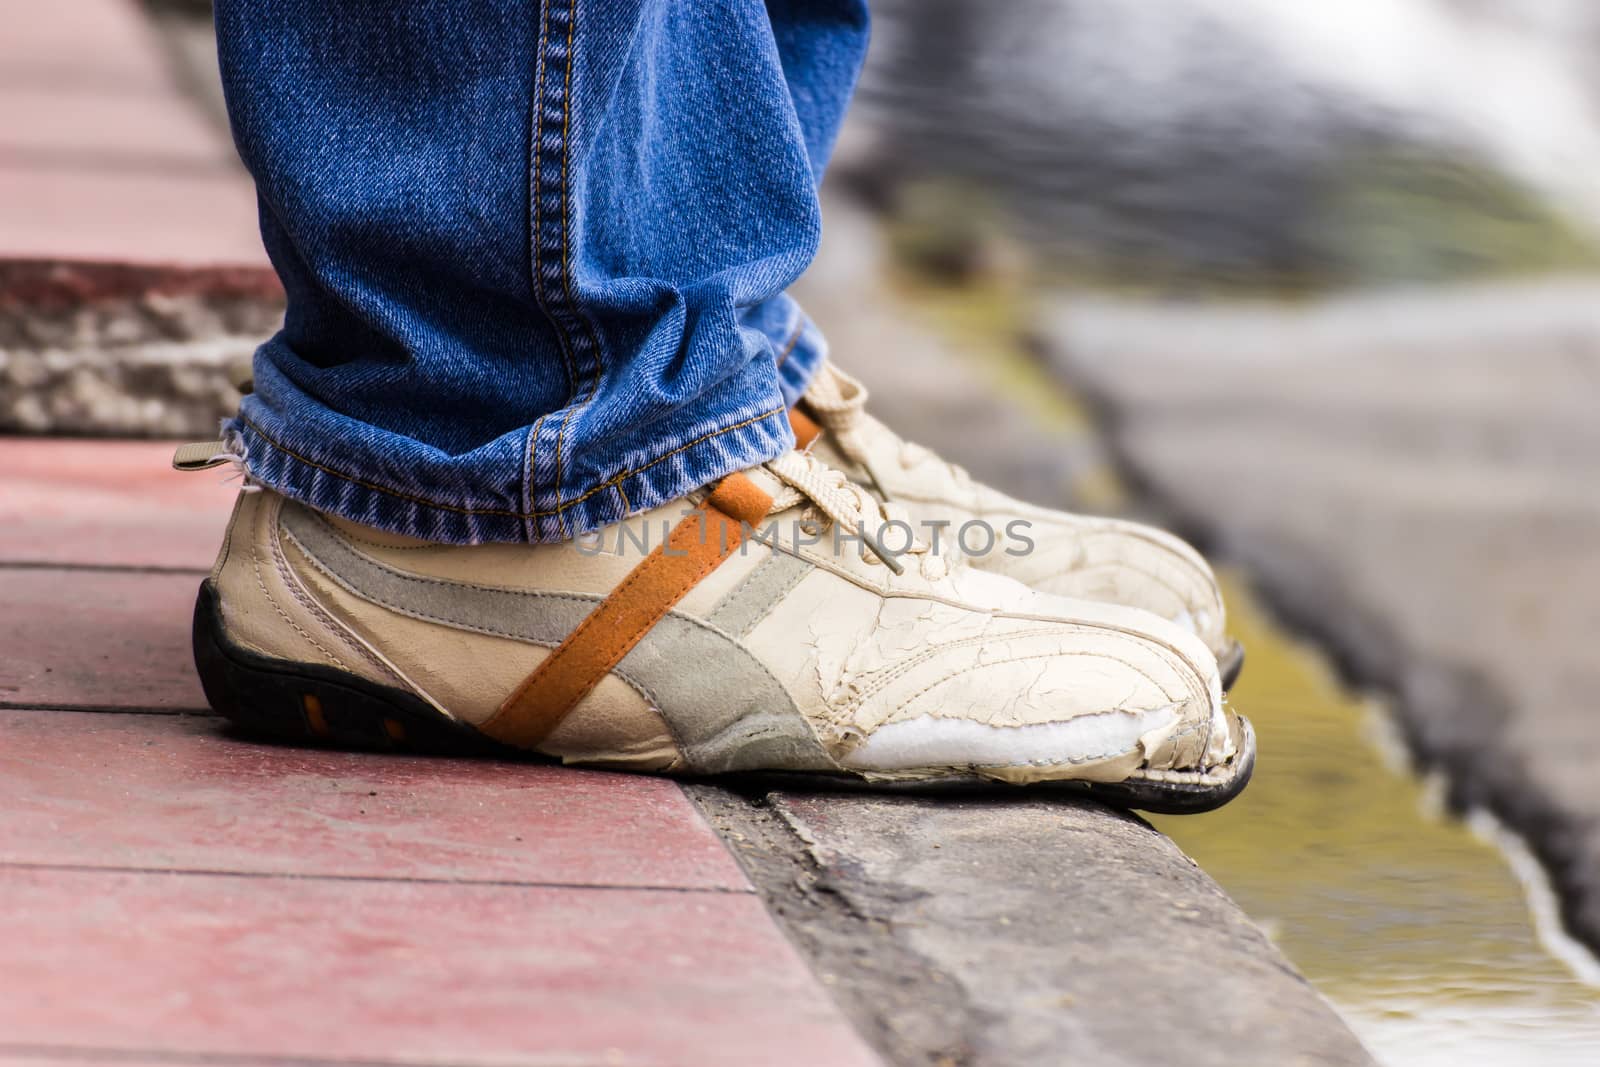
[
  {"xmin": 1089, "ymin": 716, "xmax": 1255, "ymax": 815},
  {"xmin": 193, "ymin": 581, "xmax": 504, "ymax": 756},
  {"xmin": 192, "ymin": 580, "xmax": 1254, "ymax": 814},
  {"xmin": 726, "ymin": 720, "xmax": 1255, "ymax": 816},
  {"xmin": 1220, "ymin": 640, "xmax": 1246, "ymax": 692}
]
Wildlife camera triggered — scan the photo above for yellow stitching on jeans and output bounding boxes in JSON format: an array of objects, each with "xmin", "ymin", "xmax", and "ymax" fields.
[
  {"xmin": 529, "ymin": 0, "xmax": 576, "ymax": 393},
  {"xmin": 560, "ymin": 0, "xmax": 597, "ymax": 391},
  {"xmin": 550, "ymin": 0, "xmax": 605, "ymax": 537},
  {"xmin": 523, "ymin": 411, "xmax": 549, "ymax": 540},
  {"xmin": 237, "ymin": 406, "xmax": 784, "ymax": 520},
  {"xmin": 529, "ymin": 0, "xmax": 581, "ymax": 529}
]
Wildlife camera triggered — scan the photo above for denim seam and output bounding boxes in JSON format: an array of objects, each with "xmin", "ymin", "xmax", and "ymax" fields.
[
  {"xmin": 528, "ymin": 0, "xmax": 580, "ymax": 538},
  {"xmin": 529, "ymin": 1, "xmax": 577, "ymax": 397},
  {"xmin": 546, "ymin": 0, "xmax": 577, "ymax": 534},
  {"xmin": 238, "ymin": 407, "xmax": 784, "ymax": 520},
  {"xmin": 521, "ymin": 412, "xmax": 547, "ymax": 543},
  {"xmin": 523, "ymin": 0, "xmax": 561, "ymax": 544},
  {"xmin": 547, "ymin": 0, "xmax": 610, "ymax": 537},
  {"xmin": 775, "ymin": 318, "xmax": 804, "ymax": 367}
]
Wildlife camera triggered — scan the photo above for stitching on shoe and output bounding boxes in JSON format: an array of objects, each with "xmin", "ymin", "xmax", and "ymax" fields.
[
  {"xmin": 268, "ymin": 498, "xmax": 401, "ymax": 680},
  {"xmin": 838, "ymin": 625, "xmax": 1178, "ymax": 722},
  {"xmin": 281, "ymin": 517, "xmax": 796, "ymax": 745},
  {"xmin": 715, "ymin": 551, "xmax": 812, "ymax": 631},
  {"xmin": 881, "ymin": 648, "xmax": 1182, "ymax": 727},
  {"xmin": 272, "ymin": 522, "xmax": 406, "ymax": 683},
  {"xmin": 284, "ymin": 523, "xmax": 582, "ymax": 643},
  {"xmin": 833, "ymin": 626, "xmax": 1066, "ymax": 722},
  {"xmin": 1131, "ymin": 765, "xmax": 1232, "ymax": 785},
  {"xmin": 250, "ymin": 513, "xmax": 346, "ymax": 671},
  {"xmin": 1033, "ymin": 554, "xmax": 1201, "ymax": 615}
]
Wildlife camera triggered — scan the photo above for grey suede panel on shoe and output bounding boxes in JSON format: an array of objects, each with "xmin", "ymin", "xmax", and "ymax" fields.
[
  {"xmin": 707, "ymin": 551, "xmax": 815, "ymax": 638},
  {"xmin": 280, "ymin": 503, "xmax": 834, "ymax": 774}
]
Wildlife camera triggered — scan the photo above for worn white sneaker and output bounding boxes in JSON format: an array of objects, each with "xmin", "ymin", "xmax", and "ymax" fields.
[
  {"xmin": 178, "ymin": 446, "xmax": 1253, "ymax": 813},
  {"xmin": 792, "ymin": 362, "xmax": 1244, "ymax": 687}
]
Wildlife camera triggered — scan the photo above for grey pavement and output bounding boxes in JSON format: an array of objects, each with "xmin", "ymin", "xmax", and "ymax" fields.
[{"xmin": 1042, "ymin": 280, "xmax": 1600, "ymax": 949}]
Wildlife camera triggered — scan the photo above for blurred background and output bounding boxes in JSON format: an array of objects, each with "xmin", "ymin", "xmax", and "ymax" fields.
[
  {"xmin": 840, "ymin": 5, "xmax": 1600, "ymax": 1062},
  {"xmin": 865, "ymin": 0, "xmax": 1600, "ymax": 289},
  {"xmin": 3, "ymin": 1, "xmax": 1599, "ymax": 1064}
]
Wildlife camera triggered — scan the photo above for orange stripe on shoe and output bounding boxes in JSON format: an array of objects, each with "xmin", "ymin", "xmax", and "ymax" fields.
[
  {"xmin": 481, "ymin": 471, "xmax": 773, "ymax": 750},
  {"xmin": 788, "ymin": 407, "xmax": 822, "ymax": 450},
  {"xmin": 705, "ymin": 471, "xmax": 773, "ymax": 527}
]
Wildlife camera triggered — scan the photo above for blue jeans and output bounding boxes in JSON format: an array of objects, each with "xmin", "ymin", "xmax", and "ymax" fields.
[{"xmin": 214, "ymin": 0, "xmax": 868, "ymax": 543}]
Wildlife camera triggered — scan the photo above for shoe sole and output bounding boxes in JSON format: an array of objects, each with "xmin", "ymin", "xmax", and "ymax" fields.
[
  {"xmin": 192, "ymin": 581, "xmax": 1255, "ymax": 815},
  {"xmin": 1220, "ymin": 640, "xmax": 1245, "ymax": 692}
]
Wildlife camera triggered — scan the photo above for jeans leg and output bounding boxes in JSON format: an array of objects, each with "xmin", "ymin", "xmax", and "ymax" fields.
[
  {"xmin": 744, "ymin": 0, "xmax": 870, "ymax": 406},
  {"xmin": 215, "ymin": 0, "xmax": 868, "ymax": 544}
]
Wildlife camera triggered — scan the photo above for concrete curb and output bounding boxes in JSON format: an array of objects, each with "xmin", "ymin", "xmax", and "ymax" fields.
[
  {"xmin": 695, "ymin": 786, "xmax": 1375, "ymax": 1067},
  {"xmin": 0, "ymin": 260, "xmax": 281, "ymax": 436}
]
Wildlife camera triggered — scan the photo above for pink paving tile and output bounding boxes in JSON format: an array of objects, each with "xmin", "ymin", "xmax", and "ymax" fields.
[
  {"xmin": 0, "ymin": 710, "xmax": 750, "ymax": 891},
  {"xmin": 0, "ymin": 0, "xmax": 172, "ymax": 93},
  {"xmin": 0, "ymin": 0, "xmax": 267, "ymax": 269},
  {"xmin": 0, "ymin": 167, "xmax": 267, "ymax": 267},
  {"xmin": 0, "ymin": 88, "xmax": 236, "ymax": 166},
  {"xmin": 0, "ymin": 568, "xmax": 206, "ymax": 710},
  {"xmin": 0, "ymin": 868, "xmax": 881, "ymax": 1067},
  {"xmin": 0, "ymin": 1060, "xmax": 183, "ymax": 1067},
  {"xmin": 0, "ymin": 439, "xmax": 239, "ymax": 569},
  {"xmin": 0, "ymin": 1060, "xmax": 200, "ymax": 1067}
]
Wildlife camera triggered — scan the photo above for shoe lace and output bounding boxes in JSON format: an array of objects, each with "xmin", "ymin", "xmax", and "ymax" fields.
[
  {"xmin": 764, "ymin": 451, "xmax": 953, "ymax": 580},
  {"xmin": 802, "ymin": 362, "xmax": 972, "ymax": 494}
]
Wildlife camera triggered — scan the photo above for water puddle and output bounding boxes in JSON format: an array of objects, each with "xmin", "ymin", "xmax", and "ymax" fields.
[{"xmin": 1155, "ymin": 575, "xmax": 1600, "ymax": 1066}]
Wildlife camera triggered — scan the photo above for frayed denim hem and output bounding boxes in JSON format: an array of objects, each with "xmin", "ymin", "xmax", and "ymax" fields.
[{"xmin": 225, "ymin": 403, "xmax": 796, "ymax": 546}]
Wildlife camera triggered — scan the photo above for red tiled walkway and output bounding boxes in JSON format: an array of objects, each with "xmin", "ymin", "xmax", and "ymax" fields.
[
  {"xmin": 0, "ymin": 439, "xmax": 880, "ymax": 1067},
  {"xmin": 0, "ymin": 0, "xmax": 266, "ymax": 267}
]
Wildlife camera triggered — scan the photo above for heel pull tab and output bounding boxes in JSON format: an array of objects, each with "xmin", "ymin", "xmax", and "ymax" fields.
[{"xmin": 173, "ymin": 441, "xmax": 231, "ymax": 471}]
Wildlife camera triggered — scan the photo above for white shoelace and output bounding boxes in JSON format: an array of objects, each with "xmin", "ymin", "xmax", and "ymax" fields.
[
  {"xmin": 801, "ymin": 362, "xmax": 972, "ymax": 494},
  {"xmin": 763, "ymin": 451, "xmax": 951, "ymax": 580}
]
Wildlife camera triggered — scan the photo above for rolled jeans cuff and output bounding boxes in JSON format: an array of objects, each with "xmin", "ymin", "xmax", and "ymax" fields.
[{"xmin": 224, "ymin": 316, "xmax": 824, "ymax": 546}]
